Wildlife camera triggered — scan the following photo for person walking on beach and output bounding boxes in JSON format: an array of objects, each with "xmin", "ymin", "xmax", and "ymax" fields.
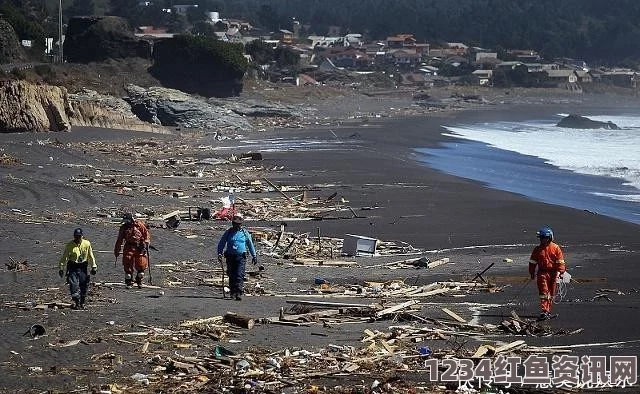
[
  {"xmin": 217, "ymin": 214, "xmax": 257, "ymax": 301},
  {"xmin": 114, "ymin": 213, "xmax": 151, "ymax": 288},
  {"xmin": 58, "ymin": 228, "xmax": 97, "ymax": 309},
  {"xmin": 529, "ymin": 226, "xmax": 566, "ymax": 319}
]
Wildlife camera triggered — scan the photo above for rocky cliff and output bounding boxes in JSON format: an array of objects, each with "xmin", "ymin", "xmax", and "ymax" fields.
[
  {"xmin": 0, "ymin": 80, "xmax": 302, "ymax": 133},
  {"xmin": 0, "ymin": 80, "xmax": 161, "ymax": 133},
  {"xmin": 0, "ymin": 80, "xmax": 71, "ymax": 132}
]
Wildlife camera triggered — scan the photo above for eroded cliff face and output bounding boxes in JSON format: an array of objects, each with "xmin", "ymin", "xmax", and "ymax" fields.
[
  {"xmin": 0, "ymin": 80, "xmax": 162, "ymax": 133},
  {"xmin": 0, "ymin": 80, "xmax": 71, "ymax": 132}
]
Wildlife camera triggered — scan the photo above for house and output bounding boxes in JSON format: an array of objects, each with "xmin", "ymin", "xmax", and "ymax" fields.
[
  {"xmin": 472, "ymin": 69, "xmax": 493, "ymax": 85},
  {"xmin": 135, "ymin": 26, "xmax": 174, "ymax": 39},
  {"xmin": 575, "ymin": 70, "xmax": 593, "ymax": 83},
  {"xmin": 475, "ymin": 52, "xmax": 497, "ymax": 63},
  {"xmin": 390, "ymin": 49, "xmax": 421, "ymax": 69},
  {"xmin": 343, "ymin": 34, "xmax": 363, "ymax": 47},
  {"xmin": 277, "ymin": 29, "xmax": 293, "ymax": 45},
  {"xmin": 309, "ymin": 36, "xmax": 343, "ymax": 48},
  {"xmin": 386, "ymin": 34, "xmax": 416, "ymax": 49},
  {"xmin": 446, "ymin": 42, "xmax": 469, "ymax": 55},
  {"xmin": 325, "ymin": 48, "xmax": 371, "ymax": 69},
  {"xmin": 546, "ymin": 69, "xmax": 578, "ymax": 86}
]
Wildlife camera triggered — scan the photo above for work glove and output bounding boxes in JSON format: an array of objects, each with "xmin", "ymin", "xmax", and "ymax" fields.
[
  {"xmin": 58, "ymin": 270, "xmax": 64, "ymax": 278},
  {"xmin": 217, "ymin": 254, "xmax": 223, "ymax": 263},
  {"xmin": 90, "ymin": 268, "xmax": 97, "ymax": 276},
  {"xmin": 252, "ymin": 256, "xmax": 258, "ymax": 265}
]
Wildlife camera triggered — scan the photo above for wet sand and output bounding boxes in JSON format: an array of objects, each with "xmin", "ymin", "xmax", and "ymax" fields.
[{"xmin": 1, "ymin": 97, "xmax": 639, "ymax": 393}]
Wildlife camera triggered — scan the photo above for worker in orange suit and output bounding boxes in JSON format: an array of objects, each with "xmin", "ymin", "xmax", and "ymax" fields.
[
  {"xmin": 529, "ymin": 226, "xmax": 566, "ymax": 319},
  {"xmin": 114, "ymin": 213, "xmax": 151, "ymax": 288}
]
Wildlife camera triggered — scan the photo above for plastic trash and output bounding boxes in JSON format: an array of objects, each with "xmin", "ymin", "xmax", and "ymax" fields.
[
  {"xmin": 314, "ymin": 278, "xmax": 329, "ymax": 285},
  {"xmin": 130, "ymin": 373, "xmax": 149, "ymax": 385},
  {"xmin": 266, "ymin": 357, "xmax": 281, "ymax": 369},
  {"xmin": 235, "ymin": 359, "xmax": 250, "ymax": 370},
  {"xmin": 418, "ymin": 346, "xmax": 432, "ymax": 357}
]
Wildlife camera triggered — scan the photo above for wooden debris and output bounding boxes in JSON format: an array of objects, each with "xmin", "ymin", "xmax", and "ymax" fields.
[{"xmin": 223, "ymin": 312, "xmax": 255, "ymax": 329}]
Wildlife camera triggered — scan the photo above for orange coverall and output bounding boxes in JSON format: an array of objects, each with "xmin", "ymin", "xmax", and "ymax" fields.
[
  {"xmin": 114, "ymin": 220, "xmax": 150, "ymax": 282},
  {"xmin": 529, "ymin": 241, "xmax": 566, "ymax": 313}
]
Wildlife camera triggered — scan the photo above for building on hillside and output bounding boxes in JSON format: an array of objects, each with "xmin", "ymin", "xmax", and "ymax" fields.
[
  {"xmin": 389, "ymin": 49, "xmax": 421, "ymax": 69},
  {"xmin": 575, "ymin": 70, "xmax": 593, "ymax": 83},
  {"xmin": 386, "ymin": 34, "xmax": 416, "ymax": 49},
  {"xmin": 276, "ymin": 29, "xmax": 293, "ymax": 45},
  {"xmin": 475, "ymin": 52, "xmax": 497, "ymax": 63},
  {"xmin": 324, "ymin": 48, "xmax": 372, "ymax": 69},
  {"xmin": 472, "ymin": 69, "xmax": 493, "ymax": 85},
  {"xmin": 545, "ymin": 69, "xmax": 578, "ymax": 86},
  {"xmin": 135, "ymin": 26, "xmax": 173, "ymax": 39},
  {"xmin": 344, "ymin": 34, "xmax": 363, "ymax": 47}
]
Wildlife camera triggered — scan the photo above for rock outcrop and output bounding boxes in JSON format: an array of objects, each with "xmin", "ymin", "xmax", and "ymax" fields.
[
  {"xmin": 0, "ymin": 80, "xmax": 71, "ymax": 132},
  {"xmin": 68, "ymin": 89, "xmax": 165, "ymax": 132},
  {"xmin": 124, "ymin": 84, "xmax": 253, "ymax": 131},
  {"xmin": 556, "ymin": 114, "xmax": 620, "ymax": 130},
  {"xmin": 0, "ymin": 80, "xmax": 162, "ymax": 133}
]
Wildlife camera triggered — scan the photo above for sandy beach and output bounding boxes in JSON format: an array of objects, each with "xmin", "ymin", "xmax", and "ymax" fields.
[{"xmin": 1, "ymin": 91, "xmax": 639, "ymax": 393}]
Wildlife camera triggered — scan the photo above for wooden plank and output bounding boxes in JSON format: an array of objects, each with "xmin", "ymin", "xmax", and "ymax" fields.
[
  {"xmin": 495, "ymin": 340, "xmax": 526, "ymax": 354},
  {"xmin": 375, "ymin": 300, "xmax": 419, "ymax": 318},
  {"xmin": 427, "ymin": 258, "xmax": 450, "ymax": 269},
  {"xmin": 441, "ymin": 308, "xmax": 466, "ymax": 323},
  {"xmin": 180, "ymin": 316, "xmax": 224, "ymax": 327},
  {"xmin": 471, "ymin": 344, "xmax": 494, "ymax": 358},
  {"xmin": 286, "ymin": 300, "xmax": 375, "ymax": 309}
]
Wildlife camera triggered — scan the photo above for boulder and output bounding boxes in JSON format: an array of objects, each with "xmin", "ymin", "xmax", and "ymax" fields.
[
  {"xmin": 124, "ymin": 84, "xmax": 253, "ymax": 131},
  {"xmin": 556, "ymin": 114, "xmax": 620, "ymax": 130}
]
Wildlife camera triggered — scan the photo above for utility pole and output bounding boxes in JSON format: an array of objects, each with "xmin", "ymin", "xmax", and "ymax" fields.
[{"xmin": 58, "ymin": 0, "xmax": 63, "ymax": 63}]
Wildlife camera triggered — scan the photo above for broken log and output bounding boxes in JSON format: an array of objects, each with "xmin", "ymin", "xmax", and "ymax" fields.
[{"xmin": 223, "ymin": 312, "xmax": 255, "ymax": 329}]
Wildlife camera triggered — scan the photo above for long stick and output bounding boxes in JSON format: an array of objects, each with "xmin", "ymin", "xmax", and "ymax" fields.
[
  {"xmin": 220, "ymin": 256, "xmax": 226, "ymax": 298},
  {"xmin": 146, "ymin": 245, "xmax": 153, "ymax": 285}
]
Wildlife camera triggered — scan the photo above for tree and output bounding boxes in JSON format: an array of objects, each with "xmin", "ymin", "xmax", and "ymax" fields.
[
  {"xmin": 244, "ymin": 39, "xmax": 273, "ymax": 64},
  {"xmin": 150, "ymin": 34, "xmax": 248, "ymax": 97},
  {"xmin": 274, "ymin": 46, "xmax": 299, "ymax": 68},
  {"xmin": 192, "ymin": 21, "xmax": 216, "ymax": 36},
  {"xmin": 67, "ymin": 0, "xmax": 95, "ymax": 16}
]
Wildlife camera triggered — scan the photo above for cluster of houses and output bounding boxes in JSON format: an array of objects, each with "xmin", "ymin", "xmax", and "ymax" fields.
[{"xmin": 134, "ymin": 5, "xmax": 638, "ymax": 89}]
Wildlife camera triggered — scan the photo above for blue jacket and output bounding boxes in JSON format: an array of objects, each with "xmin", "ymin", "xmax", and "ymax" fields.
[{"xmin": 217, "ymin": 227, "xmax": 256, "ymax": 258}]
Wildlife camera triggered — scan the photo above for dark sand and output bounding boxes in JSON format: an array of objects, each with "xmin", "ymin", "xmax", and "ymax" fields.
[{"xmin": 1, "ymin": 95, "xmax": 639, "ymax": 393}]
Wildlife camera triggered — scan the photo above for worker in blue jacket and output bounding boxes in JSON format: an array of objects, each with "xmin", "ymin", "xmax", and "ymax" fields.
[{"xmin": 217, "ymin": 214, "xmax": 257, "ymax": 300}]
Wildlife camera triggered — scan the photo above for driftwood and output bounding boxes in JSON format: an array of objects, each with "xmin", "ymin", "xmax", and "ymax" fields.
[{"xmin": 223, "ymin": 312, "xmax": 255, "ymax": 329}]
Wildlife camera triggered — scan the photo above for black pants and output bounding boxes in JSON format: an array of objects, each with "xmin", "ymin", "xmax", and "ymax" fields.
[
  {"xmin": 225, "ymin": 253, "xmax": 247, "ymax": 296},
  {"xmin": 67, "ymin": 263, "xmax": 89, "ymax": 304}
]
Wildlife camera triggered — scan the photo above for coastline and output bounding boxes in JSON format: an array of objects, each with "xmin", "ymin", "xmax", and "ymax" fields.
[{"xmin": 1, "ymin": 92, "xmax": 640, "ymax": 392}]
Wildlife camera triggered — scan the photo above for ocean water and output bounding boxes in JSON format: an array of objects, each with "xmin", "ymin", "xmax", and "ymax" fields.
[{"xmin": 415, "ymin": 113, "xmax": 640, "ymax": 225}]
